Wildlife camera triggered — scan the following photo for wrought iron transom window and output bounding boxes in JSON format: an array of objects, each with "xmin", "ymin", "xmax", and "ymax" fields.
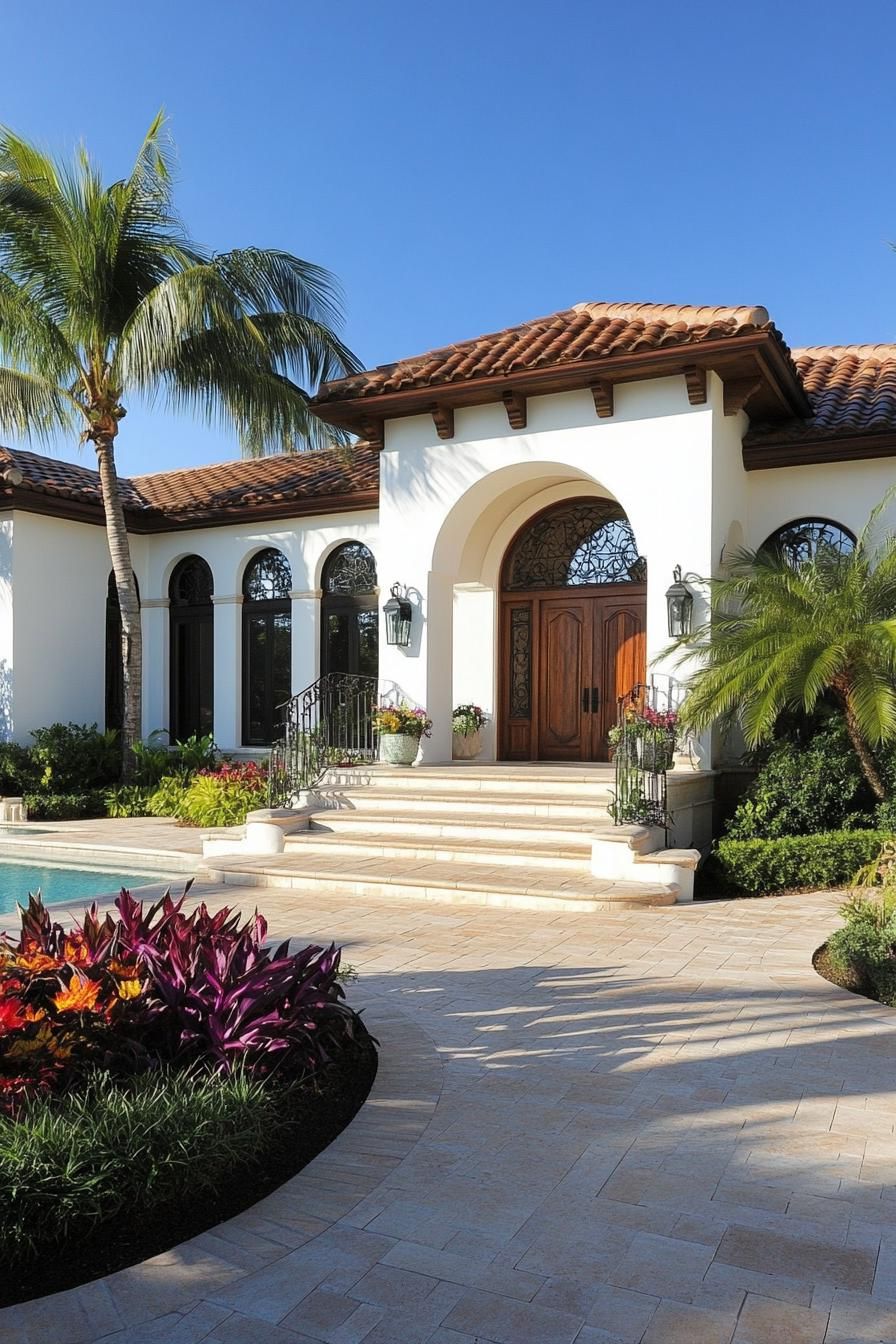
[
  {"xmin": 503, "ymin": 499, "xmax": 645, "ymax": 590},
  {"xmin": 169, "ymin": 556, "xmax": 213, "ymax": 607},
  {"xmin": 760, "ymin": 518, "xmax": 856, "ymax": 568},
  {"xmin": 323, "ymin": 543, "xmax": 377, "ymax": 596},
  {"xmin": 243, "ymin": 548, "xmax": 292, "ymax": 602}
]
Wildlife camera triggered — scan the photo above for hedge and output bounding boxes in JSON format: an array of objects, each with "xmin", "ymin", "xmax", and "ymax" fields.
[
  {"xmin": 23, "ymin": 791, "xmax": 108, "ymax": 821},
  {"xmin": 707, "ymin": 829, "xmax": 891, "ymax": 898}
]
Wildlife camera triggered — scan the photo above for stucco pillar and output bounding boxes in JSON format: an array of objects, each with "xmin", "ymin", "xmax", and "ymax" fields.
[
  {"xmin": 212, "ymin": 594, "xmax": 242, "ymax": 751},
  {"xmin": 290, "ymin": 589, "xmax": 320, "ymax": 696},
  {"xmin": 140, "ymin": 598, "xmax": 169, "ymax": 740},
  {"xmin": 420, "ymin": 570, "xmax": 454, "ymax": 763}
]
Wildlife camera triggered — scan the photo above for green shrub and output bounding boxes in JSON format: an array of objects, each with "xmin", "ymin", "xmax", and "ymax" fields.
[
  {"xmin": 826, "ymin": 869, "xmax": 896, "ymax": 1004},
  {"xmin": 726, "ymin": 718, "xmax": 875, "ymax": 840},
  {"xmin": 105, "ymin": 785, "xmax": 154, "ymax": 818},
  {"xmin": 24, "ymin": 791, "xmax": 108, "ymax": 821},
  {"xmin": 146, "ymin": 774, "xmax": 190, "ymax": 818},
  {"xmin": 29, "ymin": 724, "xmax": 120, "ymax": 792},
  {"xmin": 708, "ymin": 829, "xmax": 890, "ymax": 897},
  {"xmin": 0, "ymin": 1067, "xmax": 294, "ymax": 1264},
  {"xmin": 177, "ymin": 764, "xmax": 268, "ymax": 827},
  {"xmin": 131, "ymin": 731, "xmax": 217, "ymax": 786},
  {"xmin": 0, "ymin": 743, "xmax": 39, "ymax": 795}
]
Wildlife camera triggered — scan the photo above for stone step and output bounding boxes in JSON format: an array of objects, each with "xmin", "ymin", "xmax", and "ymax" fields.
[
  {"xmin": 302, "ymin": 808, "xmax": 604, "ymax": 846},
  {"xmin": 284, "ymin": 829, "xmax": 592, "ymax": 872},
  {"xmin": 308, "ymin": 788, "xmax": 610, "ymax": 821},
  {"xmin": 317, "ymin": 764, "xmax": 616, "ymax": 799},
  {"xmin": 201, "ymin": 851, "xmax": 676, "ymax": 913}
]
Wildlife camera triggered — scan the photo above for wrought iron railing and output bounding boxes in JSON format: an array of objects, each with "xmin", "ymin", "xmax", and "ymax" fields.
[
  {"xmin": 610, "ymin": 676, "xmax": 683, "ymax": 835},
  {"xmin": 268, "ymin": 674, "xmax": 417, "ymax": 806}
]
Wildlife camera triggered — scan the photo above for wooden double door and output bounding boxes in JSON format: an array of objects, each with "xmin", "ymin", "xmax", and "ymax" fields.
[{"xmin": 500, "ymin": 587, "xmax": 646, "ymax": 762}]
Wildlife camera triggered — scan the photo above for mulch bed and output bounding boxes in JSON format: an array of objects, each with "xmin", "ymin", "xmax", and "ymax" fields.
[
  {"xmin": 813, "ymin": 941, "xmax": 872, "ymax": 997},
  {"xmin": 0, "ymin": 1034, "xmax": 377, "ymax": 1308}
]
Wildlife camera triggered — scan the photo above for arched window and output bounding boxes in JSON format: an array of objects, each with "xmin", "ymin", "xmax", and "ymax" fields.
[
  {"xmin": 242, "ymin": 548, "xmax": 292, "ymax": 746},
  {"xmin": 760, "ymin": 518, "xmax": 856, "ymax": 568},
  {"xmin": 321, "ymin": 543, "xmax": 378, "ymax": 678},
  {"xmin": 105, "ymin": 572, "xmax": 140, "ymax": 733},
  {"xmin": 169, "ymin": 556, "xmax": 214, "ymax": 742},
  {"xmin": 502, "ymin": 498, "xmax": 646, "ymax": 590}
]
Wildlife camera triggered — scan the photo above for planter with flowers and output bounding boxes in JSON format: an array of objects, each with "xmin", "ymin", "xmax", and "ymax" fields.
[
  {"xmin": 373, "ymin": 702, "xmax": 432, "ymax": 766},
  {"xmin": 608, "ymin": 704, "xmax": 678, "ymax": 771},
  {"xmin": 452, "ymin": 704, "xmax": 488, "ymax": 760}
]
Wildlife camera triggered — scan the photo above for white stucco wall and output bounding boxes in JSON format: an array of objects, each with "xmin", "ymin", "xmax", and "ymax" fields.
[
  {"xmin": 744, "ymin": 457, "xmax": 896, "ymax": 549},
  {"xmin": 7, "ymin": 512, "xmax": 114, "ymax": 742}
]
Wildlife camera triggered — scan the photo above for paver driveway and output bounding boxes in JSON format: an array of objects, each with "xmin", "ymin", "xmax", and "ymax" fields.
[{"xmin": 2, "ymin": 884, "xmax": 896, "ymax": 1344}]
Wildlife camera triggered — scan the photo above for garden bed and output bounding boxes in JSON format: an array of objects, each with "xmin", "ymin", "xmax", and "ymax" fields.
[
  {"xmin": 0, "ymin": 1035, "xmax": 376, "ymax": 1307},
  {"xmin": 813, "ymin": 941, "xmax": 868, "ymax": 998},
  {"xmin": 0, "ymin": 885, "xmax": 376, "ymax": 1306}
]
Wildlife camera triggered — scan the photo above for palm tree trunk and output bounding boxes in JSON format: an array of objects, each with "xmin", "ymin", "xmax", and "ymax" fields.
[
  {"xmin": 94, "ymin": 434, "xmax": 141, "ymax": 780},
  {"xmin": 839, "ymin": 689, "xmax": 887, "ymax": 801}
]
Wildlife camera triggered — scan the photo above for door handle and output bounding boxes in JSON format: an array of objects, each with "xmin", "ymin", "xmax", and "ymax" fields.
[
  {"xmin": 582, "ymin": 688, "xmax": 589, "ymax": 713},
  {"xmin": 591, "ymin": 686, "xmax": 600, "ymax": 713}
]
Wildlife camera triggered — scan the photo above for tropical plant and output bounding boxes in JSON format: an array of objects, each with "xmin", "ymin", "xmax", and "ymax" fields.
[
  {"xmin": 176, "ymin": 760, "xmax": 268, "ymax": 826},
  {"xmin": 0, "ymin": 887, "xmax": 361, "ymax": 1111},
  {"xmin": 0, "ymin": 115, "xmax": 359, "ymax": 774},
  {"xmin": 373, "ymin": 703, "xmax": 432, "ymax": 738},
  {"xmin": 676, "ymin": 499, "xmax": 896, "ymax": 799}
]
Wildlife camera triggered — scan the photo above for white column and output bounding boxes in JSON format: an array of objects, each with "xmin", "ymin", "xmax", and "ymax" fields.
[
  {"xmin": 140, "ymin": 597, "xmax": 169, "ymax": 740},
  {"xmin": 212, "ymin": 594, "xmax": 242, "ymax": 751},
  {"xmin": 290, "ymin": 589, "xmax": 320, "ymax": 695}
]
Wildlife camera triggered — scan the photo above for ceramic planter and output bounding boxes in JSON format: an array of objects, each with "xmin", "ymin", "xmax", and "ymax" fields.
[
  {"xmin": 378, "ymin": 733, "xmax": 419, "ymax": 766},
  {"xmin": 452, "ymin": 728, "xmax": 482, "ymax": 760}
]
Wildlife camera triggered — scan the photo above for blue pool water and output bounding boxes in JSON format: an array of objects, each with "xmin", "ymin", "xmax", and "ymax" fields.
[{"xmin": 0, "ymin": 863, "xmax": 165, "ymax": 916}]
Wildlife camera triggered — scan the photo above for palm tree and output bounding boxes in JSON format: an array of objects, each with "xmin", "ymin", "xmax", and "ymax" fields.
[
  {"xmin": 678, "ymin": 505, "xmax": 896, "ymax": 800},
  {"xmin": 0, "ymin": 114, "xmax": 360, "ymax": 775}
]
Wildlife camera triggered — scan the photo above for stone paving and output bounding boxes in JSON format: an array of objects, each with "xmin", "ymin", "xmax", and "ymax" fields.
[{"xmin": 2, "ymin": 878, "xmax": 896, "ymax": 1343}]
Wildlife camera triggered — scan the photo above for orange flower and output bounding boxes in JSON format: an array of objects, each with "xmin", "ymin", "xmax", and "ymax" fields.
[
  {"xmin": 13, "ymin": 951, "xmax": 59, "ymax": 974},
  {"xmin": 62, "ymin": 936, "xmax": 89, "ymax": 966},
  {"xmin": 114, "ymin": 977, "xmax": 142, "ymax": 1001},
  {"xmin": 52, "ymin": 976, "xmax": 102, "ymax": 1014}
]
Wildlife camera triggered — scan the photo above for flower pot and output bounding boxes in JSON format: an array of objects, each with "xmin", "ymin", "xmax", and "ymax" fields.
[
  {"xmin": 452, "ymin": 728, "xmax": 482, "ymax": 760},
  {"xmin": 378, "ymin": 733, "xmax": 419, "ymax": 766},
  {"xmin": 636, "ymin": 736, "xmax": 675, "ymax": 772}
]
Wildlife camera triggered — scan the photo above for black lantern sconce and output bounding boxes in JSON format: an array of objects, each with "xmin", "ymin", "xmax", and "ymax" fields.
[
  {"xmin": 383, "ymin": 583, "xmax": 413, "ymax": 647},
  {"xmin": 665, "ymin": 566, "xmax": 695, "ymax": 638}
]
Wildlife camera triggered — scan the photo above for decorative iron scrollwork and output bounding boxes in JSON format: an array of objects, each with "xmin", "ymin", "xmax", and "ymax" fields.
[
  {"xmin": 760, "ymin": 518, "xmax": 855, "ymax": 568},
  {"xmin": 323, "ymin": 543, "xmax": 378, "ymax": 596},
  {"xmin": 169, "ymin": 556, "xmax": 213, "ymax": 607},
  {"xmin": 509, "ymin": 607, "xmax": 531, "ymax": 718},
  {"xmin": 243, "ymin": 548, "xmax": 292, "ymax": 602},
  {"xmin": 504, "ymin": 500, "xmax": 645, "ymax": 590}
]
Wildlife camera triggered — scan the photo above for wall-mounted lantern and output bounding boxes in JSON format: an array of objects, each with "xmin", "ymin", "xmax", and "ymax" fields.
[
  {"xmin": 665, "ymin": 566, "xmax": 695, "ymax": 638},
  {"xmin": 383, "ymin": 583, "xmax": 413, "ymax": 647}
]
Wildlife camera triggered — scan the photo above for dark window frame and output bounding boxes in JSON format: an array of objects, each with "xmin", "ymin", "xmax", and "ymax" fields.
[
  {"xmin": 168, "ymin": 556, "xmax": 214, "ymax": 743},
  {"xmin": 241, "ymin": 548, "xmax": 293, "ymax": 747},
  {"xmin": 320, "ymin": 543, "xmax": 378, "ymax": 678}
]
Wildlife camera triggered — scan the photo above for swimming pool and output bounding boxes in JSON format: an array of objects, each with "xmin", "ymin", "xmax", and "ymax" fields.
[{"xmin": 0, "ymin": 862, "xmax": 168, "ymax": 916}]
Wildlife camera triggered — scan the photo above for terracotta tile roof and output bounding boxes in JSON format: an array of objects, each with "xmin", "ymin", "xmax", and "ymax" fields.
[
  {"xmin": 787, "ymin": 344, "xmax": 896, "ymax": 437},
  {"xmin": 0, "ymin": 443, "xmax": 378, "ymax": 524},
  {"xmin": 316, "ymin": 301, "xmax": 778, "ymax": 403}
]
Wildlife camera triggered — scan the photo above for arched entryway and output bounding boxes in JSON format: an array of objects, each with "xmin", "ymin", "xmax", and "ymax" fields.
[
  {"xmin": 320, "ymin": 542, "xmax": 378, "ymax": 678},
  {"xmin": 169, "ymin": 556, "xmax": 214, "ymax": 741},
  {"xmin": 499, "ymin": 497, "xmax": 646, "ymax": 761}
]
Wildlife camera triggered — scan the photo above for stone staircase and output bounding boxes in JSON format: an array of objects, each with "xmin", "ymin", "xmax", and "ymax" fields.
[{"xmin": 201, "ymin": 764, "xmax": 699, "ymax": 912}]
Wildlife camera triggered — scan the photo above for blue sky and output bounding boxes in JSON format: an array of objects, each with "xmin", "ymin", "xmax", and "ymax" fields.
[{"xmin": 3, "ymin": 0, "xmax": 896, "ymax": 476}]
